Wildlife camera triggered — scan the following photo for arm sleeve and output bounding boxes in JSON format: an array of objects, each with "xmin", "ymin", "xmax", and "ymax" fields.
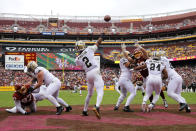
[
  {"xmin": 88, "ymin": 45, "xmax": 98, "ymax": 52},
  {"xmin": 14, "ymin": 100, "xmax": 26, "ymax": 114}
]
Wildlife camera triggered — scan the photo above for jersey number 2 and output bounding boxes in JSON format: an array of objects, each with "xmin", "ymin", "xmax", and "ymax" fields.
[{"xmin": 82, "ymin": 57, "xmax": 92, "ymax": 68}]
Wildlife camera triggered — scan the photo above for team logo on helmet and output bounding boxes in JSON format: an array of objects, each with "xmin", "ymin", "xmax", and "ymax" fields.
[
  {"xmin": 75, "ymin": 41, "xmax": 86, "ymax": 51},
  {"xmin": 27, "ymin": 61, "xmax": 38, "ymax": 72},
  {"xmin": 134, "ymin": 49, "xmax": 143, "ymax": 59},
  {"xmin": 150, "ymin": 51, "xmax": 161, "ymax": 60}
]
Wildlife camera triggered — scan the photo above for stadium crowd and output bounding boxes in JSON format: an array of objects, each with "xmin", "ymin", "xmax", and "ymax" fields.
[
  {"xmin": 0, "ymin": 15, "xmax": 196, "ymax": 35},
  {"xmin": 103, "ymin": 42, "xmax": 196, "ymax": 62},
  {"xmin": 0, "ymin": 64, "xmax": 195, "ymax": 92}
]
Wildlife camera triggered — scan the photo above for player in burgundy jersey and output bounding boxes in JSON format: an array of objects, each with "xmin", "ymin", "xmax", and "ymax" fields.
[{"xmin": 12, "ymin": 84, "xmax": 36, "ymax": 115}]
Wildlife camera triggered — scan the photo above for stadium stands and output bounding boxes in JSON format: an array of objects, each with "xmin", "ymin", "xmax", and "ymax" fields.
[{"xmin": 0, "ymin": 10, "xmax": 195, "ymax": 35}]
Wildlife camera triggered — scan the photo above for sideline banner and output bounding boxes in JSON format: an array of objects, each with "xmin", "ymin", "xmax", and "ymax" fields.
[
  {"xmin": 172, "ymin": 55, "xmax": 196, "ymax": 61},
  {"xmin": 0, "ymin": 86, "xmax": 15, "ymax": 91}
]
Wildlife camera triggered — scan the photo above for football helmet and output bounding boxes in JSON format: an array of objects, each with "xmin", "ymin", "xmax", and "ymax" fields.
[
  {"xmin": 160, "ymin": 51, "xmax": 166, "ymax": 56},
  {"xmin": 14, "ymin": 84, "xmax": 22, "ymax": 91},
  {"xmin": 151, "ymin": 51, "xmax": 161, "ymax": 60},
  {"xmin": 19, "ymin": 86, "xmax": 28, "ymax": 95},
  {"xmin": 27, "ymin": 61, "xmax": 38, "ymax": 72},
  {"xmin": 75, "ymin": 40, "xmax": 86, "ymax": 51},
  {"xmin": 133, "ymin": 49, "xmax": 143, "ymax": 59}
]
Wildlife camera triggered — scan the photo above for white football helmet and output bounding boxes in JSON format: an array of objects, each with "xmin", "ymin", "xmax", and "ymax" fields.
[
  {"xmin": 27, "ymin": 61, "xmax": 38, "ymax": 72},
  {"xmin": 160, "ymin": 51, "xmax": 166, "ymax": 56},
  {"xmin": 75, "ymin": 40, "xmax": 86, "ymax": 51},
  {"xmin": 151, "ymin": 51, "xmax": 161, "ymax": 60}
]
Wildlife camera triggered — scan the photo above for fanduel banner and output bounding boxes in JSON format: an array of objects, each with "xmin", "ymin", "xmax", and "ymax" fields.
[
  {"xmin": 3, "ymin": 46, "xmax": 75, "ymax": 53},
  {"xmin": 5, "ymin": 55, "xmax": 24, "ymax": 70}
]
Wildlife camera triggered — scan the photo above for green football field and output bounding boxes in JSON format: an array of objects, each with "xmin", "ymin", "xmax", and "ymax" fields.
[{"xmin": 0, "ymin": 90, "xmax": 196, "ymax": 107}]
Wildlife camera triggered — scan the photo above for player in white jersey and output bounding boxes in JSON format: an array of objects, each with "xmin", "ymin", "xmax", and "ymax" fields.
[
  {"xmin": 140, "ymin": 51, "xmax": 168, "ymax": 112},
  {"xmin": 161, "ymin": 53, "xmax": 191, "ymax": 112},
  {"xmin": 25, "ymin": 61, "xmax": 72, "ymax": 115},
  {"xmin": 75, "ymin": 37, "xmax": 104, "ymax": 119},
  {"xmin": 114, "ymin": 51, "xmax": 136, "ymax": 112}
]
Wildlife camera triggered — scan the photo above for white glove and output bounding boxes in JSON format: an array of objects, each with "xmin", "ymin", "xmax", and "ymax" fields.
[{"xmin": 121, "ymin": 43, "xmax": 126, "ymax": 51}]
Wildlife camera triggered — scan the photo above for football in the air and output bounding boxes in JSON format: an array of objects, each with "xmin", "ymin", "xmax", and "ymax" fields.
[{"xmin": 104, "ymin": 15, "xmax": 111, "ymax": 22}]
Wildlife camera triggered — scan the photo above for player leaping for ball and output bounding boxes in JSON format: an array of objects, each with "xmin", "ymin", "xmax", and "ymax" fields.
[
  {"xmin": 140, "ymin": 51, "xmax": 168, "ymax": 112},
  {"xmin": 123, "ymin": 41, "xmax": 168, "ymax": 108},
  {"xmin": 75, "ymin": 37, "xmax": 104, "ymax": 119}
]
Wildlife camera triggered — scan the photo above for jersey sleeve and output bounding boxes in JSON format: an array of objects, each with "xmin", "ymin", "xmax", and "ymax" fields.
[
  {"xmin": 88, "ymin": 45, "xmax": 98, "ymax": 52},
  {"xmin": 13, "ymin": 92, "xmax": 21, "ymax": 100}
]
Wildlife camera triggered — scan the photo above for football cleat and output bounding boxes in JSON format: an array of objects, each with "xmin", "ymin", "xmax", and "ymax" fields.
[
  {"xmin": 56, "ymin": 106, "xmax": 64, "ymax": 115},
  {"xmin": 185, "ymin": 106, "xmax": 191, "ymax": 113},
  {"xmin": 114, "ymin": 106, "xmax": 119, "ymax": 111},
  {"xmin": 179, "ymin": 103, "xmax": 188, "ymax": 111},
  {"xmin": 123, "ymin": 106, "xmax": 134, "ymax": 112},
  {"xmin": 5, "ymin": 108, "xmax": 17, "ymax": 113},
  {"xmin": 163, "ymin": 100, "xmax": 168, "ymax": 108},
  {"xmin": 93, "ymin": 106, "xmax": 101, "ymax": 119},
  {"xmin": 82, "ymin": 111, "xmax": 88, "ymax": 116},
  {"xmin": 141, "ymin": 103, "xmax": 146, "ymax": 112},
  {"xmin": 65, "ymin": 106, "xmax": 72, "ymax": 112},
  {"xmin": 147, "ymin": 103, "xmax": 155, "ymax": 112}
]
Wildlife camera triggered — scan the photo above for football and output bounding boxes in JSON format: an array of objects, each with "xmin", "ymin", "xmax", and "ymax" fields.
[{"xmin": 104, "ymin": 15, "xmax": 111, "ymax": 22}]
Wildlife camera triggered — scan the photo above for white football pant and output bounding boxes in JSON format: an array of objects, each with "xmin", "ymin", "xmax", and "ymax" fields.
[
  {"xmin": 83, "ymin": 68, "xmax": 104, "ymax": 111},
  {"xmin": 115, "ymin": 77, "xmax": 136, "ymax": 107},
  {"xmin": 167, "ymin": 76, "xmax": 186, "ymax": 103}
]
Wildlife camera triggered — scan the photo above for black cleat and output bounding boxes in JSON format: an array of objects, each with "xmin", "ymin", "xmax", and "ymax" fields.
[
  {"xmin": 56, "ymin": 106, "xmax": 64, "ymax": 115},
  {"xmin": 163, "ymin": 100, "xmax": 168, "ymax": 108},
  {"xmin": 123, "ymin": 106, "xmax": 134, "ymax": 112},
  {"xmin": 185, "ymin": 106, "xmax": 191, "ymax": 113},
  {"xmin": 82, "ymin": 111, "xmax": 88, "ymax": 116},
  {"xmin": 65, "ymin": 106, "xmax": 72, "ymax": 112},
  {"xmin": 179, "ymin": 103, "xmax": 188, "ymax": 111},
  {"xmin": 93, "ymin": 106, "xmax": 101, "ymax": 119},
  {"xmin": 114, "ymin": 106, "xmax": 119, "ymax": 111}
]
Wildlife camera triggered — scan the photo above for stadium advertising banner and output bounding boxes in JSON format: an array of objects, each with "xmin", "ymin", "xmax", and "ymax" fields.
[
  {"xmin": 5, "ymin": 55, "xmax": 24, "ymax": 70},
  {"xmin": 42, "ymin": 32, "xmax": 52, "ymax": 35},
  {"xmin": 5, "ymin": 52, "xmax": 36, "ymax": 65},
  {"xmin": 37, "ymin": 53, "xmax": 82, "ymax": 70},
  {"xmin": 172, "ymin": 55, "xmax": 196, "ymax": 61},
  {"xmin": 3, "ymin": 46, "xmax": 74, "ymax": 53}
]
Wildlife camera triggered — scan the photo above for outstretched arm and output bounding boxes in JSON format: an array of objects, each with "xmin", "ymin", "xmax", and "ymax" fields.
[
  {"xmin": 134, "ymin": 42, "xmax": 149, "ymax": 59},
  {"xmin": 121, "ymin": 43, "xmax": 135, "ymax": 63},
  {"xmin": 95, "ymin": 37, "xmax": 103, "ymax": 47}
]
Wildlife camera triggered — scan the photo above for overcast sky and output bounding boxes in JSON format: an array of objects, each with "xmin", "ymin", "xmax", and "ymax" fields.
[{"xmin": 0, "ymin": 0, "xmax": 195, "ymax": 16}]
